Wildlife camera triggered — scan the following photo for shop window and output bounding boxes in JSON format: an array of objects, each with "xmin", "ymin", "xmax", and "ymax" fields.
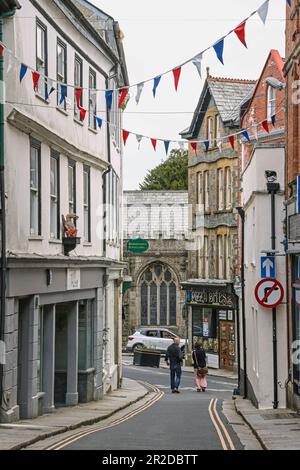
[
  {"xmin": 78, "ymin": 300, "xmax": 94, "ymax": 370},
  {"xmin": 192, "ymin": 307, "xmax": 218, "ymax": 354}
]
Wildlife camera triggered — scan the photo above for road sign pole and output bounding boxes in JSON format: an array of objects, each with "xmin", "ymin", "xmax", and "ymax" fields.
[{"xmin": 268, "ymin": 181, "xmax": 280, "ymax": 409}]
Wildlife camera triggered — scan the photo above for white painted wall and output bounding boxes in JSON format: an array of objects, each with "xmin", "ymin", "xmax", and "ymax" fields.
[{"xmin": 242, "ymin": 146, "xmax": 287, "ymax": 409}]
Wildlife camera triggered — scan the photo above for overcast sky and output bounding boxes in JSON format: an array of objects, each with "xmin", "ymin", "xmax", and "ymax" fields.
[{"xmin": 94, "ymin": 0, "xmax": 285, "ymax": 189}]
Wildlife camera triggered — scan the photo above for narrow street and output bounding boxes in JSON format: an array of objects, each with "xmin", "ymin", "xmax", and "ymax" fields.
[{"xmin": 58, "ymin": 361, "xmax": 243, "ymax": 451}]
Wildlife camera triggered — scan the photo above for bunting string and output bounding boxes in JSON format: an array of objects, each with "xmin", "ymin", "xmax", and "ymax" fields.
[{"xmin": 0, "ymin": 0, "xmax": 286, "ymax": 99}]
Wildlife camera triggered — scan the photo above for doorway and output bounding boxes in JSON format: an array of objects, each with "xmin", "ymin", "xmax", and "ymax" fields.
[
  {"xmin": 219, "ymin": 321, "xmax": 235, "ymax": 369},
  {"xmin": 54, "ymin": 304, "xmax": 69, "ymax": 404}
]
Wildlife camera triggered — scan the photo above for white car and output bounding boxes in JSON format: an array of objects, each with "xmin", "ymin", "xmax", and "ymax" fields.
[{"xmin": 126, "ymin": 328, "xmax": 186, "ymax": 353}]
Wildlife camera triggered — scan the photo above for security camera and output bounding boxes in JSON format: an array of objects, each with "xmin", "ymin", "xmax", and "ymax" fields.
[
  {"xmin": 265, "ymin": 77, "xmax": 286, "ymax": 90},
  {"xmin": 265, "ymin": 170, "xmax": 277, "ymax": 183}
]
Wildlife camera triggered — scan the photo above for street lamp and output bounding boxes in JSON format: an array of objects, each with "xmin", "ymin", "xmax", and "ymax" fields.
[{"xmin": 265, "ymin": 170, "xmax": 280, "ymax": 409}]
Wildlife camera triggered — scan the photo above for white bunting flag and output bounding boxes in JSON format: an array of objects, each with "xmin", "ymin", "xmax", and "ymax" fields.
[
  {"xmin": 257, "ymin": 0, "xmax": 269, "ymax": 25},
  {"xmin": 136, "ymin": 134, "xmax": 143, "ymax": 149},
  {"xmin": 135, "ymin": 82, "xmax": 144, "ymax": 105},
  {"xmin": 192, "ymin": 53, "xmax": 203, "ymax": 78},
  {"xmin": 253, "ymin": 124, "xmax": 259, "ymax": 141},
  {"xmin": 217, "ymin": 140, "xmax": 222, "ymax": 152}
]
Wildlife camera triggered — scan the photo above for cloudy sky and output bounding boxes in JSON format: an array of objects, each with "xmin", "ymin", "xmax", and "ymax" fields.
[{"xmin": 95, "ymin": 0, "xmax": 285, "ymax": 189}]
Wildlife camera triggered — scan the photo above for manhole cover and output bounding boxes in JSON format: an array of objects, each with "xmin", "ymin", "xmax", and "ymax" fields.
[{"xmin": 261, "ymin": 413, "xmax": 300, "ymax": 420}]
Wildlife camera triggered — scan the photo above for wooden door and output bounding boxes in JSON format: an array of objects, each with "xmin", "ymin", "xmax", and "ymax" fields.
[{"xmin": 219, "ymin": 321, "xmax": 235, "ymax": 369}]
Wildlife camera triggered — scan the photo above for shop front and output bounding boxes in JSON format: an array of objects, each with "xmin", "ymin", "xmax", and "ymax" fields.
[
  {"xmin": 291, "ymin": 254, "xmax": 300, "ymax": 403},
  {"xmin": 182, "ymin": 282, "xmax": 237, "ymax": 370}
]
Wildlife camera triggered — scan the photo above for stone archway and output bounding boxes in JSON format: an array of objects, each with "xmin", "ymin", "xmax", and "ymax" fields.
[{"xmin": 137, "ymin": 262, "xmax": 179, "ymax": 328}]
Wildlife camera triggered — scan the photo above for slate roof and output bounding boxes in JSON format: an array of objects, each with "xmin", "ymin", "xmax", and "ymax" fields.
[
  {"xmin": 207, "ymin": 77, "xmax": 256, "ymax": 123},
  {"xmin": 181, "ymin": 76, "xmax": 256, "ymax": 139}
]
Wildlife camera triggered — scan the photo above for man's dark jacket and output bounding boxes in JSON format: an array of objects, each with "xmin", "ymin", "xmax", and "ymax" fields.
[{"xmin": 165, "ymin": 343, "xmax": 183, "ymax": 368}]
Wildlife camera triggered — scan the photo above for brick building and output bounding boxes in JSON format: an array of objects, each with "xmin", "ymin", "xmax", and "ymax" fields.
[
  {"xmin": 284, "ymin": 0, "xmax": 300, "ymax": 411},
  {"xmin": 122, "ymin": 191, "xmax": 189, "ymax": 346},
  {"xmin": 180, "ymin": 72, "xmax": 255, "ymax": 370}
]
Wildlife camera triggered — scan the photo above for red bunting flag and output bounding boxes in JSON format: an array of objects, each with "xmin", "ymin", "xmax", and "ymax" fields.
[
  {"xmin": 123, "ymin": 130, "xmax": 130, "ymax": 146},
  {"xmin": 151, "ymin": 138, "xmax": 157, "ymax": 151},
  {"xmin": 191, "ymin": 142, "xmax": 197, "ymax": 156},
  {"xmin": 75, "ymin": 88, "xmax": 83, "ymax": 109},
  {"xmin": 229, "ymin": 135, "xmax": 235, "ymax": 149},
  {"xmin": 172, "ymin": 67, "xmax": 182, "ymax": 92},
  {"xmin": 262, "ymin": 120, "xmax": 270, "ymax": 133},
  {"xmin": 0, "ymin": 43, "xmax": 4, "ymax": 56},
  {"xmin": 32, "ymin": 71, "xmax": 40, "ymax": 92},
  {"xmin": 118, "ymin": 87, "xmax": 129, "ymax": 109},
  {"xmin": 80, "ymin": 108, "xmax": 87, "ymax": 122},
  {"xmin": 234, "ymin": 22, "xmax": 247, "ymax": 48}
]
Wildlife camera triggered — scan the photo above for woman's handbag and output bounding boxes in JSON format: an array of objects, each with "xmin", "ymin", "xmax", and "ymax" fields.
[{"xmin": 193, "ymin": 350, "xmax": 208, "ymax": 377}]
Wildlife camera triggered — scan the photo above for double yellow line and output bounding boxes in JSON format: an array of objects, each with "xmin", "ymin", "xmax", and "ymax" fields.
[
  {"xmin": 46, "ymin": 382, "xmax": 164, "ymax": 451},
  {"xmin": 208, "ymin": 398, "xmax": 235, "ymax": 450}
]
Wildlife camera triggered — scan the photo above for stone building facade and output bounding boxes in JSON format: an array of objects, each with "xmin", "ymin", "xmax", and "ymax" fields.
[
  {"xmin": 284, "ymin": 0, "xmax": 300, "ymax": 412},
  {"xmin": 122, "ymin": 191, "xmax": 189, "ymax": 345},
  {"xmin": 181, "ymin": 72, "xmax": 255, "ymax": 370}
]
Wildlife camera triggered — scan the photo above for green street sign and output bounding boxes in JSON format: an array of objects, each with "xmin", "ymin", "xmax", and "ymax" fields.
[{"xmin": 127, "ymin": 238, "xmax": 149, "ymax": 254}]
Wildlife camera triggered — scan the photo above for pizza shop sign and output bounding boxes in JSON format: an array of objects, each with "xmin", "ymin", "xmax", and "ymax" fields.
[{"xmin": 186, "ymin": 288, "xmax": 236, "ymax": 308}]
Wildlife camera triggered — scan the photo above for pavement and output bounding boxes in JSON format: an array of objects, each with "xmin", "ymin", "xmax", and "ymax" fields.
[
  {"xmin": 0, "ymin": 378, "xmax": 148, "ymax": 450},
  {"xmin": 234, "ymin": 398, "xmax": 300, "ymax": 450}
]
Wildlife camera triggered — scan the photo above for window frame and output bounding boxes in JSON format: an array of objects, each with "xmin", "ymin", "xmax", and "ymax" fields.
[
  {"xmin": 30, "ymin": 139, "xmax": 42, "ymax": 236},
  {"xmin": 225, "ymin": 167, "xmax": 232, "ymax": 210},
  {"xmin": 50, "ymin": 150, "xmax": 60, "ymax": 240},
  {"xmin": 267, "ymin": 85, "xmax": 276, "ymax": 123},
  {"xmin": 74, "ymin": 55, "xmax": 83, "ymax": 121},
  {"xmin": 204, "ymin": 170, "xmax": 210, "ymax": 212},
  {"xmin": 207, "ymin": 116, "xmax": 214, "ymax": 148},
  {"xmin": 83, "ymin": 165, "xmax": 91, "ymax": 243},
  {"xmin": 89, "ymin": 68, "xmax": 97, "ymax": 130},
  {"xmin": 57, "ymin": 39, "xmax": 67, "ymax": 110},
  {"xmin": 217, "ymin": 235, "xmax": 224, "ymax": 279},
  {"xmin": 36, "ymin": 19, "xmax": 48, "ymax": 99},
  {"xmin": 217, "ymin": 168, "xmax": 224, "ymax": 211},
  {"xmin": 68, "ymin": 159, "xmax": 76, "ymax": 216}
]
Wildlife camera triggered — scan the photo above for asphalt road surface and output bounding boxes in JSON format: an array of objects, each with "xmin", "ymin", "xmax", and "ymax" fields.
[{"xmin": 62, "ymin": 360, "xmax": 243, "ymax": 451}]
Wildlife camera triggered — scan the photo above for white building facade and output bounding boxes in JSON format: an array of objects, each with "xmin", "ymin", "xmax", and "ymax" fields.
[
  {"xmin": 241, "ymin": 145, "xmax": 288, "ymax": 409},
  {"xmin": 0, "ymin": 0, "xmax": 128, "ymax": 422}
]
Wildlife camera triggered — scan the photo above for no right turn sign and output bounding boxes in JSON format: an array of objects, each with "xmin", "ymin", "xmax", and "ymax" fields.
[{"xmin": 255, "ymin": 278, "xmax": 284, "ymax": 309}]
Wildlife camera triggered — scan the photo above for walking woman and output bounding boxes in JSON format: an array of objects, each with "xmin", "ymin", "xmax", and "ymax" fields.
[{"xmin": 192, "ymin": 341, "xmax": 208, "ymax": 392}]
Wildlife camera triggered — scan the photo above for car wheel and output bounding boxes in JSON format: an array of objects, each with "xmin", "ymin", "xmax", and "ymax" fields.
[{"xmin": 132, "ymin": 343, "xmax": 144, "ymax": 352}]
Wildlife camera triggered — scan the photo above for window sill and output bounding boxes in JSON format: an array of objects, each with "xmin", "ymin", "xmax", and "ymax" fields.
[
  {"xmin": 83, "ymin": 242, "xmax": 92, "ymax": 246},
  {"xmin": 29, "ymin": 236, "xmax": 43, "ymax": 241},
  {"xmin": 56, "ymin": 106, "xmax": 69, "ymax": 117},
  {"xmin": 49, "ymin": 239, "xmax": 62, "ymax": 244},
  {"xmin": 35, "ymin": 93, "xmax": 49, "ymax": 105},
  {"xmin": 74, "ymin": 118, "xmax": 84, "ymax": 126},
  {"xmin": 88, "ymin": 127, "xmax": 98, "ymax": 135}
]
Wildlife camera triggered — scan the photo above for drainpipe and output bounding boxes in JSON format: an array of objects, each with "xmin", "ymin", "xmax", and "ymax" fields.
[{"xmin": 0, "ymin": 4, "xmax": 19, "ymax": 415}]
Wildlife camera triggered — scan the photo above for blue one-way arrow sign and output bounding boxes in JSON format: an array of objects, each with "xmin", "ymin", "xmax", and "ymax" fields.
[{"xmin": 261, "ymin": 256, "xmax": 276, "ymax": 279}]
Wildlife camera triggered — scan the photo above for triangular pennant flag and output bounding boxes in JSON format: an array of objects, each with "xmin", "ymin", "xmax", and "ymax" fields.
[
  {"xmin": 234, "ymin": 22, "xmax": 247, "ymax": 48},
  {"xmin": 262, "ymin": 120, "xmax": 270, "ymax": 133},
  {"xmin": 164, "ymin": 140, "xmax": 170, "ymax": 156},
  {"xmin": 204, "ymin": 141, "xmax": 210, "ymax": 152},
  {"xmin": 172, "ymin": 67, "xmax": 181, "ymax": 92},
  {"xmin": 45, "ymin": 78, "xmax": 55, "ymax": 101},
  {"xmin": 122, "ymin": 130, "xmax": 130, "ymax": 146},
  {"xmin": 80, "ymin": 108, "xmax": 87, "ymax": 122},
  {"xmin": 257, "ymin": 0, "xmax": 269, "ymax": 25},
  {"xmin": 229, "ymin": 135, "xmax": 235, "ymax": 149},
  {"xmin": 105, "ymin": 90, "xmax": 113, "ymax": 111},
  {"xmin": 118, "ymin": 87, "xmax": 128, "ymax": 109},
  {"xmin": 271, "ymin": 114, "xmax": 276, "ymax": 126},
  {"xmin": 192, "ymin": 53, "xmax": 203, "ymax": 78},
  {"xmin": 153, "ymin": 76, "xmax": 161, "ymax": 98},
  {"xmin": 135, "ymin": 83, "xmax": 144, "ymax": 105},
  {"xmin": 191, "ymin": 142, "xmax": 197, "ymax": 156},
  {"xmin": 59, "ymin": 84, "xmax": 67, "ymax": 104},
  {"xmin": 151, "ymin": 138, "xmax": 157, "ymax": 151},
  {"xmin": 287, "ymin": 0, "xmax": 291, "ymax": 7},
  {"xmin": 217, "ymin": 140, "xmax": 222, "ymax": 152},
  {"xmin": 213, "ymin": 38, "xmax": 225, "ymax": 65},
  {"xmin": 96, "ymin": 117, "xmax": 103, "ymax": 129},
  {"xmin": 0, "ymin": 43, "xmax": 4, "ymax": 57},
  {"xmin": 136, "ymin": 134, "xmax": 143, "ymax": 149},
  {"xmin": 20, "ymin": 63, "xmax": 28, "ymax": 82},
  {"xmin": 241, "ymin": 130, "xmax": 251, "ymax": 142},
  {"xmin": 178, "ymin": 142, "xmax": 185, "ymax": 151},
  {"xmin": 32, "ymin": 71, "xmax": 40, "ymax": 92},
  {"xmin": 75, "ymin": 88, "xmax": 83, "ymax": 109}
]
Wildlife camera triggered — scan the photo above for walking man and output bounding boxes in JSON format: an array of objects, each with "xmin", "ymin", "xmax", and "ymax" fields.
[{"xmin": 165, "ymin": 337, "xmax": 183, "ymax": 393}]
